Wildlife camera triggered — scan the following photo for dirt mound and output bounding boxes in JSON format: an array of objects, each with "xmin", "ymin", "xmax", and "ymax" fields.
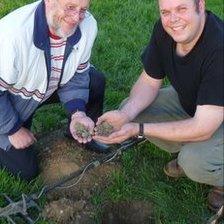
[
  {"xmin": 34, "ymin": 128, "xmax": 154, "ymax": 223},
  {"xmin": 34, "ymin": 128, "xmax": 120, "ymax": 223},
  {"xmin": 42, "ymin": 198, "xmax": 85, "ymax": 223},
  {"xmin": 101, "ymin": 200, "xmax": 155, "ymax": 224}
]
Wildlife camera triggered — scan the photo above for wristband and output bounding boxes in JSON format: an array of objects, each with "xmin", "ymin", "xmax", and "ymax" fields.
[{"xmin": 137, "ymin": 123, "xmax": 144, "ymax": 139}]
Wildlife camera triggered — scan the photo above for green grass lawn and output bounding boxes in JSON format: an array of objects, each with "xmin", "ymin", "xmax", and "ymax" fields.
[{"xmin": 0, "ymin": 0, "xmax": 223, "ymax": 223}]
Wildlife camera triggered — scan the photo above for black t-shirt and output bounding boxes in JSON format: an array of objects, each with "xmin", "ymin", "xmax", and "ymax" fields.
[{"xmin": 141, "ymin": 11, "xmax": 224, "ymax": 116}]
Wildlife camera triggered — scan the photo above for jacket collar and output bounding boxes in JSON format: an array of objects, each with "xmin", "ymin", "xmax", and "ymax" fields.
[{"xmin": 33, "ymin": 0, "xmax": 81, "ymax": 50}]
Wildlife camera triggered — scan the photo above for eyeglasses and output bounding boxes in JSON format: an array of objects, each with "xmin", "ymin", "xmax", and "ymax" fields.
[
  {"xmin": 64, "ymin": 5, "xmax": 89, "ymax": 18},
  {"xmin": 55, "ymin": 1, "xmax": 90, "ymax": 19}
]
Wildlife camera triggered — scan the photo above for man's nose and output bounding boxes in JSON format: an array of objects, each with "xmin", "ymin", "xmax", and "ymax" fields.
[
  {"xmin": 170, "ymin": 12, "xmax": 179, "ymax": 23},
  {"xmin": 67, "ymin": 13, "xmax": 81, "ymax": 23}
]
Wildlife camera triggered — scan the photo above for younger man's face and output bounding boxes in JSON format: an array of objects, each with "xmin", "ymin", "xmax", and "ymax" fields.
[{"xmin": 158, "ymin": 0, "xmax": 205, "ymax": 46}]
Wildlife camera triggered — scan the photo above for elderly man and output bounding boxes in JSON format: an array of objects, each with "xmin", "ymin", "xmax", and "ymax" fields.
[
  {"xmin": 94, "ymin": 0, "xmax": 224, "ymax": 212},
  {"xmin": 0, "ymin": 0, "xmax": 106, "ymax": 181}
]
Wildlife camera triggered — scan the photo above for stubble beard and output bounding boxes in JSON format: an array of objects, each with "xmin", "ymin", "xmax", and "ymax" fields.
[{"xmin": 46, "ymin": 10, "xmax": 77, "ymax": 38}]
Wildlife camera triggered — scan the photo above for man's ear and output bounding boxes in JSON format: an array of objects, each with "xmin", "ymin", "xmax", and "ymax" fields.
[
  {"xmin": 44, "ymin": 0, "xmax": 51, "ymax": 6},
  {"xmin": 199, "ymin": 0, "xmax": 205, "ymax": 13},
  {"xmin": 44, "ymin": 0, "xmax": 52, "ymax": 9}
]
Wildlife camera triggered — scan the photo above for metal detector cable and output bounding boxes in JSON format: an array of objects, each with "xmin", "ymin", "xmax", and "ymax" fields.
[
  {"xmin": 52, "ymin": 139, "xmax": 146, "ymax": 190},
  {"xmin": 56, "ymin": 160, "xmax": 99, "ymax": 190},
  {"xmin": 54, "ymin": 149, "xmax": 122, "ymax": 190}
]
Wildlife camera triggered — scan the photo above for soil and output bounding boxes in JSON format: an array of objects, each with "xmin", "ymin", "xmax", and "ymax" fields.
[
  {"xmin": 42, "ymin": 198, "xmax": 85, "ymax": 223},
  {"xmin": 101, "ymin": 200, "xmax": 155, "ymax": 224},
  {"xmin": 34, "ymin": 128, "xmax": 154, "ymax": 223},
  {"xmin": 74, "ymin": 123, "xmax": 92, "ymax": 139},
  {"xmin": 95, "ymin": 122, "xmax": 114, "ymax": 136}
]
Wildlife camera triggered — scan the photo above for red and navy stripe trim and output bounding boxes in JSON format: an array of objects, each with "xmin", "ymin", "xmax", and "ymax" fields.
[
  {"xmin": 0, "ymin": 78, "xmax": 44, "ymax": 100},
  {"xmin": 77, "ymin": 61, "xmax": 89, "ymax": 71}
]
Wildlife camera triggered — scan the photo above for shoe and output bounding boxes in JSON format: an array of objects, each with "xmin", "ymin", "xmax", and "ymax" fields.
[
  {"xmin": 163, "ymin": 159, "xmax": 186, "ymax": 178},
  {"xmin": 208, "ymin": 186, "xmax": 224, "ymax": 212}
]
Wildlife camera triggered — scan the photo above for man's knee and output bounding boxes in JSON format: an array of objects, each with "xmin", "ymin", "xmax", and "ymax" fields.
[
  {"xmin": 87, "ymin": 67, "xmax": 106, "ymax": 121},
  {"xmin": 18, "ymin": 159, "xmax": 39, "ymax": 181},
  {"xmin": 0, "ymin": 160, "xmax": 39, "ymax": 182},
  {"xmin": 89, "ymin": 66, "xmax": 106, "ymax": 92},
  {"xmin": 178, "ymin": 147, "xmax": 201, "ymax": 176},
  {"xmin": 178, "ymin": 147, "xmax": 223, "ymax": 186},
  {"xmin": 0, "ymin": 147, "xmax": 39, "ymax": 181}
]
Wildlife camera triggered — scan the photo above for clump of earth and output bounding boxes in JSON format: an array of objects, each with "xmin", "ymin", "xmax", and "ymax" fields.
[
  {"xmin": 74, "ymin": 121, "xmax": 114, "ymax": 138},
  {"xmin": 42, "ymin": 198, "xmax": 85, "ymax": 223},
  {"xmin": 34, "ymin": 127, "xmax": 154, "ymax": 223},
  {"xmin": 74, "ymin": 122, "xmax": 92, "ymax": 138},
  {"xmin": 95, "ymin": 122, "xmax": 114, "ymax": 136}
]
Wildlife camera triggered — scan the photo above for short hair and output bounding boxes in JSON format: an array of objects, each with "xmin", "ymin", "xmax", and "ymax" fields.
[{"xmin": 194, "ymin": 0, "xmax": 200, "ymax": 13}]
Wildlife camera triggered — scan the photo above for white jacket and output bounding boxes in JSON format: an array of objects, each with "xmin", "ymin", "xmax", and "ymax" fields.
[{"xmin": 0, "ymin": 0, "xmax": 97, "ymax": 150}]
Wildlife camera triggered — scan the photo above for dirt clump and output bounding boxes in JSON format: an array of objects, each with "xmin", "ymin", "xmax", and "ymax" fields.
[
  {"xmin": 42, "ymin": 198, "xmax": 85, "ymax": 224},
  {"xmin": 95, "ymin": 122, "xmax": 114, "ymax": 136},
  {"xmin": 74, "ymin": 122, "xmax": 92, "ymax": 138},
  {"xmin": 101, "ymin": 200, "xmax": 154, "ymax": 224},
  {"xmin": 38, "ymin": 135, "xmax": 83, "ymax": 184}
]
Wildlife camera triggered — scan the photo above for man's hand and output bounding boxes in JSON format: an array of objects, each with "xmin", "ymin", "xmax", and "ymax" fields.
[
  {"xmin": 93, "ymin": 122, "xmax": 138, "ymax": 144},
  {"xmin": 8, "ymin": 127, "xmax": 37, "ymax": 149},
  {"xmin": 96, "ymin": 110, "xmax": 130, "ymax": 132},
  {"xmin": 70, "ymin": 111, "xmax": 95, "ymax": 143}
]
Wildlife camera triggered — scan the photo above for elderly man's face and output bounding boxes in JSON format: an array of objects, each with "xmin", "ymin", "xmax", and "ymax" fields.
[
  {"xmin": 158, "ymin": 0, "xmax": 205, "ymax": 46},
  {"xmin": 45, "ymin": 0, "xmax": 90, "ymax": 38}
]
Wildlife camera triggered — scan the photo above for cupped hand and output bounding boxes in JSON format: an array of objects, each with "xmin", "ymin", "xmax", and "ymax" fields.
[
  {"xmin": 8, "ymin": 127, "xmax": 37, "ymax": 149},
  {"xmin": 96, "ymin": 110, "xmax": 130, "ymax": 131},
  {"xmin": 70, "ymin": 112, "xmax": 95, "ymax": 143},
  {"xmin": 93, "ymin": 122, "xmax": 138, "ymax": 144}
]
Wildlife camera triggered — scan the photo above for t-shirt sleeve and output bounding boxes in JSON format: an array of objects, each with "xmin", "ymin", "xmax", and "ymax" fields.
[
  {"xmin": 141, "ymin": 22, "xmax": 165, "ymax": 79},
  {"xmin": 197, "ymin": 49, "xmax": 224, "ymax": 106}
]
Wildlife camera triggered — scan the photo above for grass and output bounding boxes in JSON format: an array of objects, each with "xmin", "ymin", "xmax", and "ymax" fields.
[{"xmin": 0, "ymin": 0, "xmax": 224, "ymax": 223}]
